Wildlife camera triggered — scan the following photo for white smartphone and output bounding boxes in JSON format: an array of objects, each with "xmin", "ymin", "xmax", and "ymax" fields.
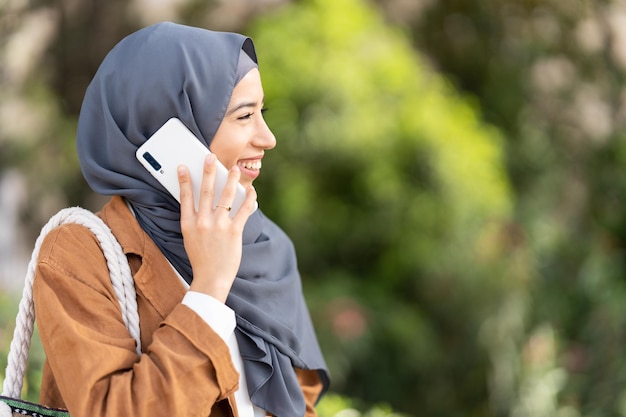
[{"xmin": 135, "ymin": 118, "xmax": 256, "ymax": 216}]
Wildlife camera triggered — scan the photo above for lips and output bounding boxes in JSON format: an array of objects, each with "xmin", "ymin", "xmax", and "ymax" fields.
[{"xmin": 238, "ymin": 160, "xmax": 262, "ymax": 170}]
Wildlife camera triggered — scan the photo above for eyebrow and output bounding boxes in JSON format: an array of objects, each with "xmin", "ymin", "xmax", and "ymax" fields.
[{"xmin": 224, "ymin": 97, "xmax": 265, "ymax": 117}]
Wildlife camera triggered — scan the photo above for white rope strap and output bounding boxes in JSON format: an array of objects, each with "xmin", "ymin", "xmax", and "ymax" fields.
[{"xmin": 1, "ymin": 207, "xmax": 141, "ymax": 401}]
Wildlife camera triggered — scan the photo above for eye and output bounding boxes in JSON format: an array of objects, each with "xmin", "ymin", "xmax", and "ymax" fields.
[
  {"xmin": 237, "ymin": 112, "xmax": 254, "ymax": 120},
  {"xmin": 236, "ymin": 108, "xmax": 268, "ymax": 121}
]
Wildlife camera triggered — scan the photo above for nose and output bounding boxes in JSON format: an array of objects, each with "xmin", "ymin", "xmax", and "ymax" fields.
[{"xmin": 254, "ymin": 115, "xmax": 276, "ymax": 150}]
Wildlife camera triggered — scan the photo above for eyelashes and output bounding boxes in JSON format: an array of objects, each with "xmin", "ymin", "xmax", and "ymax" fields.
[{"xmin": 237, "ymin": 108, "xmax": 269, "ymax": 121}]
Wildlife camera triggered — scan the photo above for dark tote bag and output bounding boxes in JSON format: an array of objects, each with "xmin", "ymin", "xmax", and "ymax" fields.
[{"xmin": 0, "ymin": 207, "xmax": 141, "ymax": 417}]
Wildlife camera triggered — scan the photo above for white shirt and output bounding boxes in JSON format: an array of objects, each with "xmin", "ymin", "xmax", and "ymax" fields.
[{"xmin": 180, "ymin": 282, "xmax": 266, "ymax": 417}]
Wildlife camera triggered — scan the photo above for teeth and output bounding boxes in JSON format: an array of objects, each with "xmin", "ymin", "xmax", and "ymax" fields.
[{"xmin": 238, "ymin": 160, "xmax": 262, "ymax": 170}]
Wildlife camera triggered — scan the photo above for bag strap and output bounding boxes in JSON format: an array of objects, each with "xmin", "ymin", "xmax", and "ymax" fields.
[{"xmin": 1, "ymin": 207, "xmax": 141, "ymax": 399}]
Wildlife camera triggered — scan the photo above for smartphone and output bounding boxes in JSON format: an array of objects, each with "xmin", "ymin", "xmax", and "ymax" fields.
[{"xmin": 135, "ymin": 118, "xmax": 256, "ymax": 216}]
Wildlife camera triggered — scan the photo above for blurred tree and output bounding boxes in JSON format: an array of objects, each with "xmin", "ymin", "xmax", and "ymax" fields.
[
  {"xmin": 13, "ymin": 0, "xmax": 626, "ymax": 416},
  {"xmin": 374, "ymin": 0, "xmax": 626, "ymax": 415},
  {"xmin": 1, "ymin": 0, "xmax": 520, "ymax": 414},
  {"xmin": 1, "ymin": 0, "xmax": 524, "ymax": 414},
  {"xmin": 1, "ymin": 0, "xmax": 140, "ymax": 239},
  {"xmin": 241, "ymin": 0, "xmax": 518, "ymax": 414}
]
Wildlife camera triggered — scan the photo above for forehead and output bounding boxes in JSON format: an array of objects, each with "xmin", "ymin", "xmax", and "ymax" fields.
[{"xmin": 229, "ymin": 68, "xmax": 263, "ymax": 101}]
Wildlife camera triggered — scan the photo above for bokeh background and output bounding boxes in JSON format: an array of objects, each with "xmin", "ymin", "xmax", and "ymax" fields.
[{"xmin": 3, "ymin": 0, "xmax": 626, "ymax": 416}]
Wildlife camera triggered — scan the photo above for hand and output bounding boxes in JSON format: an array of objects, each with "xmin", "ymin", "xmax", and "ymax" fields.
[{"xmin": 177, "ymin": 154, "xmax": 257, "ymax": 302}]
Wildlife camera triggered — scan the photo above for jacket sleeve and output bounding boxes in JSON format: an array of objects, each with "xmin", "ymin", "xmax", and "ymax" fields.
[
  {"xmin": 296, "ymin": 368, "xmax": 324, "ymax": 417},
  {"xmin": 33, "ymin": 224, "xmax": 240, "ymax": 417}
]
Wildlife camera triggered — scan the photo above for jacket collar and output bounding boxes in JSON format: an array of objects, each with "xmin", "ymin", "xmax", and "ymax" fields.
[{"xmin": 99, "ymin": 196, "xmax": 186, "ymax": 318}]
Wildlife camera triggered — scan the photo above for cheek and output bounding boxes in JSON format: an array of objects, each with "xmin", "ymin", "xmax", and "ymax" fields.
[
  {"xmin": 210, "ymin": 138, "xmax": 246, "ymax": 168},
  {"xmin": 209, "ymin": 145, "xmax": 233, "ymax": 168},
  {"xmin": 210, "ymin": 123, "xmax": 256, "ymax": 165}
]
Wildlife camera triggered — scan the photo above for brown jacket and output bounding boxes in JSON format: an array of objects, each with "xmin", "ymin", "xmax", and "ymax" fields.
[{"xmin": 33, "ymin": 196, "xmax": 322, "ymax": 417}]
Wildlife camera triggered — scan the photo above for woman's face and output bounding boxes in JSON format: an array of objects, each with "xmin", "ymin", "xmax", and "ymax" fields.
[{"xmin": 209, "ymin": 68, "xmax": 276, "ymax": 188}]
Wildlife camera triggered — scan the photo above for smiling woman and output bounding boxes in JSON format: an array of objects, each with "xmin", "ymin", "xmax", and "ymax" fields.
[
  {"xmin": 210, "ymin": 66, "xmax": 276, "ymax": 188},
  {"xmin": 27, "ymin": 22, "xmax": 329, "ymax": 417}
]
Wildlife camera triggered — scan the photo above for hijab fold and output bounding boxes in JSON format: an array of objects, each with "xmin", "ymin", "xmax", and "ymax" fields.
[{"xmin": 76, "ymin": 22, "xmax": 329, "ymax": 416}]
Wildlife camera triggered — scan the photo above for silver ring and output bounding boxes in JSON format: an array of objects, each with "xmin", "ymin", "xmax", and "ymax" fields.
[{"xmin": 216, "ymin": 204, "xmax": 232, "ymax": 211}]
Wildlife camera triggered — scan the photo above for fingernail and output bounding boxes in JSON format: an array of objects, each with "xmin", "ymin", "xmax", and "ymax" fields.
[
  {"xmin": 206, "ymin": 154, "xmax": 216, "ymax": 164},
  {"xmin": 177, "ymin": 165, "xmax": 186, "ymax": 175},
  {"xmin": 232, "ymin": 165, "xmax": 240, "ymax": 172}
]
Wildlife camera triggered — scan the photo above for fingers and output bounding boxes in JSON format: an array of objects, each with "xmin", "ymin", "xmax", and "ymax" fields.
[
  {"xmin": 179, "ymin": 153, "xmax": 256, "ymax": 223},
  {"xmin": 214, "ymin": 165, "xmax": 242, "ymax": 214},
  {"xmin": 177, "ymin": 164, "xmax": 194, "ymax": 219},
  {"xmin": 197, "ymin": 154, "xmax": 217, "ymax": 214},
  {"xmin": 232, "ymin": 184, "xmax": 258, "ymax": 225}
]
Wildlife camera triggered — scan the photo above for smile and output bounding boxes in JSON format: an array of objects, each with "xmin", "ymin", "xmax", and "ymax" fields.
[{"xmin": 238, "ymin": 160, "xmax": 262, "ymax": 170}]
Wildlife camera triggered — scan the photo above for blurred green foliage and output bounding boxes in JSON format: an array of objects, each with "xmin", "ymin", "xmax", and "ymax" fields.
[
  {"xmin": 0, "ymin": 294, "xmax": 44, "ymax": 403},
  {"xmin": 4, "ymin": 0, "xmax": 626, "ymax": 416},
  {"xmin": 0, "ymin": 0, "xmax": 524, "ymax": 415},
  {"xmin": 247, "ymin": 0, "xmax": 515, "ymax": 414},
  {"xmin": 411, "ymin": 1, "xmax": 626, "ymax": 416}
]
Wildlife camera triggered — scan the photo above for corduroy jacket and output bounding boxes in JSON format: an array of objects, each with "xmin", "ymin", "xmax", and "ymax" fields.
[{"xmin": 32, "ymin": 196, "xmax": 322, "ymax": 417}]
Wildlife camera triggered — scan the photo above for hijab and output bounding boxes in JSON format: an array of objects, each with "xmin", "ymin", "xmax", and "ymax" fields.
[{"xmin": 76, "ymin": 22, "xmax": 329, "ymax": 416}]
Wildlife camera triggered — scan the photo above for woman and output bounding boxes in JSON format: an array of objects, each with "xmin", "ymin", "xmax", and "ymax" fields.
[{"xmin": 33, "ymin": 22, "xmax": 329, "ymax": 417}]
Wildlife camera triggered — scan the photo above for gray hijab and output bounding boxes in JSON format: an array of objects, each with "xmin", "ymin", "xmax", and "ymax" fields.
[{"xmin": 76, "ymin": 22, "xmax": 329, "ymax": 416}]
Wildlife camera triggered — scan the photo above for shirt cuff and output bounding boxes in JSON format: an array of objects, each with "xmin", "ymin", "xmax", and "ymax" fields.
[{"xmin": 182, "ymin": 291, "xmax": 236, "ymax": 342}]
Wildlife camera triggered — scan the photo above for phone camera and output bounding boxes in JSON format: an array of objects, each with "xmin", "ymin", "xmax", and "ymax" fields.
[{"xmin": 142, "ymin": 152, "xmax": 162, "ymax": 171}]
